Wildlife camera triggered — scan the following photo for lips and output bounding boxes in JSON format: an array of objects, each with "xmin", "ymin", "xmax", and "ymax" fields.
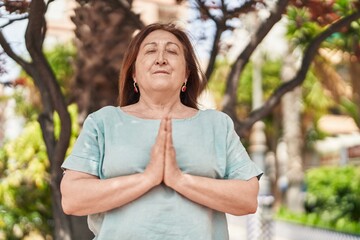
[{"xmin": 153, "ymin": 70, "xmax": 170, "ymax": 74}]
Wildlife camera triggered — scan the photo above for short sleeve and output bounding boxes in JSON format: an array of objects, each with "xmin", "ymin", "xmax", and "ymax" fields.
[
  {"xmin": 61, "ymin": 115, "xmax": 104, "ymax": 177},
  {"xmin": 224, "ymin": 115, "xmax": 263, "ymax": 180}
]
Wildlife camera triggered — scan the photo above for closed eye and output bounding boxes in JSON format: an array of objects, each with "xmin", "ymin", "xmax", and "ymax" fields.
[
  {"xmin": 166, "ymin": 49, "xmax": 178, "ymax": 55},
  {"xmin": 145, "ymin": 49, "xmax": 156, "ymax": 54}
]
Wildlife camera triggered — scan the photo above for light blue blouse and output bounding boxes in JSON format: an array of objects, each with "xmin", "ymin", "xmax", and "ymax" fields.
[{"xmin": 62, "ymin": 106, "xmax": 263, "ymax": 240}]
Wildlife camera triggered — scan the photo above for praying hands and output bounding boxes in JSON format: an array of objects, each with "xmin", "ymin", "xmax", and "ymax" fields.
[{"xmin": 144, "ymin": 117, "xmax": 182, "ymax": 188}]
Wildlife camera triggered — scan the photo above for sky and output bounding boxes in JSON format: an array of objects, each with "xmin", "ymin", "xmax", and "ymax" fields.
[{"xmin": 0, "ymin": 18, "xmax": 27, "ymax": 83}]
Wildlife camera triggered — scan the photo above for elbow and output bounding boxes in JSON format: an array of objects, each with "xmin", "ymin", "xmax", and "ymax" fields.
[
  {"xmin": 61, "ymin": 199, "xmax": 73, "ymax": 215},
  {"xmin": 60, "ymin": 180, "xmax": 85, "ymax": 216},
  {"xmin": 247, "ymin": 200, "xmax": 258, "ymax": 214},
  {"xmin": 231, "ymin": 204, "xmax": 258, "ymax": 216},
  {"xmin": 230, "ymin": 197, "xmax": 259, "ymax": 216},
  {"xmin": 61, "ymin": 200, "xmax": 72, "ymax": 215},
  {"xmin": 61, "ymin": 196, "xmax": 77, "ymax": 216},
  {"xmin": 61, "ymin": 197, "xmax": 86, "ymax": 216},
  {"xmin": 245, "ymin": 196, "xmax": 259, "ymax": 215}
]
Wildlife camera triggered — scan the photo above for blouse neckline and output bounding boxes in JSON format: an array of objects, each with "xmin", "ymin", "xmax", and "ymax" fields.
[{"xmin": 117, "ymin": 106, "xmax": 202, "ymax": 122}]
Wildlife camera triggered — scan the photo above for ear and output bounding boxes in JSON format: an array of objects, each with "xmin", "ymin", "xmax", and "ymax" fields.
[
  {"xmin": 132, "ymin": 65, "xmax": 136, "ymax": 79},
  {"xmin": 186, "ymin": 69, "xmax": 190, "ymax": 80}
]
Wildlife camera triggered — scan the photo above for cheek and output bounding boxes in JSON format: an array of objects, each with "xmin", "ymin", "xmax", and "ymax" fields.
[
  {"xmin": 176, "ymin": 60, "xmax": 187, "ymax": 78},
  {"xmin": 138, "ymin": 55, "xmax": 154, "ymax": 66},
  {"xmin": 134, "ymin": 58, "xmax": 150, "ymax": 77}
]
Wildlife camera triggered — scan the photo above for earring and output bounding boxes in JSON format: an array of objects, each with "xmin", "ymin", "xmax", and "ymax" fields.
[
  {"xmin": 133, "ymin": 81, "xmax": 139, "ymax": 93},
  {"xmin": 181, "ymin": 81, "xmax": 187, "ymax": 92}
]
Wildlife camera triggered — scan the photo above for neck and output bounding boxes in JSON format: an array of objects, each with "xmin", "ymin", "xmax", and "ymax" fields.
[{"xmin": 137, "ymin": 93, "xmax": 183, "ymax": 117}]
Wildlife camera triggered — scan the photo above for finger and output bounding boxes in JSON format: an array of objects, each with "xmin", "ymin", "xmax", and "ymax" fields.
[
  {"xmin": 166, "ymin": 117, "xmax": 172, "ymax": 133},
  {"xmin": 166, "ymin": 131, "xmax": 171, "ymax": 149},
  {"xmin": 156, "ymin": 118, "xmax": 166, "ymax": 141},
  {"xmin": 165, "ymin": 119, "xmax": 173, "ymax": 147},
  {"xmin": 154, "ymin": 119, "xmax": 167, "ymax": 154}
]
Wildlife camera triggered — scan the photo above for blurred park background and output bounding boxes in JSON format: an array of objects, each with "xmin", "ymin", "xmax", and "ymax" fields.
[{"xmin": 0, "ymin": 0, "xmax": 359, "ymax": 239}]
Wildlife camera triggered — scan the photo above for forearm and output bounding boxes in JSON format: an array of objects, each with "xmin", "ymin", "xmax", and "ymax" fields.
[
  {"xmin": 61, "ymin": 171, "xmax": 155, "ymax": 216},
  {"xmin": 170, "ymin": 175, "xmax": 259, "ymax": 216}
]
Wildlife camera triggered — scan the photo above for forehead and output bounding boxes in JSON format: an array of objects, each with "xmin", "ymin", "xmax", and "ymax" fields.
[{"xmin": 140, "ymin": 30, "xmax": 183, "ymax": 48}]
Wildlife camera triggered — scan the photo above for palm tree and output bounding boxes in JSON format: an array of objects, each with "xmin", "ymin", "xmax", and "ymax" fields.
[{"xmin": 71, "ymin": 0, "xmax": 144, "ymax": 123}]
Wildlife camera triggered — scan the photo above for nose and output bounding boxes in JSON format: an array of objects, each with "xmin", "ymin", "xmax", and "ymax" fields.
[{"xmin": 155, "ymin": 51, "xmax": 167, "ymax": 65}]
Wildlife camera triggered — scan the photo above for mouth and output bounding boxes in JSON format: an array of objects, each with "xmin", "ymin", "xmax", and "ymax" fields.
[{"xmin": 153, "ymin": 70, "xmax": 170, "ymax": 74}]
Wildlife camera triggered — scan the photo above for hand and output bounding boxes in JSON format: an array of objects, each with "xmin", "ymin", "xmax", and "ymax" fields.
[
  {"xmin": 163, "ymin": 117, "xmax": 183, "ymax": 188},
  {"xmin": 144, "ymin": 118, "xmax": 166, "ymax": 186}
]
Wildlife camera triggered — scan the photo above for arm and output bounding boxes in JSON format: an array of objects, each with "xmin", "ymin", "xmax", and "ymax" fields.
[
  {"xmin": 163, "ymin": 117, "xmax": 260, "ymax": 216},
  {"xmin": 61, "ymin": 118, "xmax": 168, "ymax": 216},
  {"xmin": 60, "ymin": 170, "xmax": 155, "ymax": 216},
  {"xmin": 168, "ymin": 174, "xmax": 259, "ymax": 216}
]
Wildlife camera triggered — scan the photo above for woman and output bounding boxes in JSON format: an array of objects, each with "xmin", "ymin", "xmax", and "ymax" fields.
[{"xmin": 61, "ymin": 23, "xmax": 263, "ymax": 240}]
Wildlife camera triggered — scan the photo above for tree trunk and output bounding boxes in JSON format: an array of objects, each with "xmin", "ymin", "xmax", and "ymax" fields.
[
  {"xmin": 281, "ymin": 49, "xmax": 304, "ymax": 213},
  {"xmin": 25, "ymin": 1, "xmax": 73, "ymax": 238},
  {"xmin": 0, "ymin": 0, "xmax": 74, "ymax": 239},
  {"xmin": 71, "ymin": 0, "xmax": 143, "ymax": 123}
]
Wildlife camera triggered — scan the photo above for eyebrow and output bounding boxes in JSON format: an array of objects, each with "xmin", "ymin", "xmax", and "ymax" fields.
[{"xmin": 143, "ymin": 41, "xmax": 181, "ymax": 49}]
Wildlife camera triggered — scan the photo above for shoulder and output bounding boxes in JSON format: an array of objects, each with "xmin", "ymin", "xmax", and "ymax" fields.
[
  {"xmin": 199, "ymin": 109, "xmax": 234, "ymax": 128},
  {"xmin": 88, "ymin": 106, "xmax": 119, "ymax": 121},
  {"xmin": 91, "ymin": 106, "xmax": 119, "ymax": 117},
  {"xmin": 83, "ymin": 106, "xmax": 120, "ymax": 129},
  {"xmin": 200, "ymin": 109, "xmax": 233, "ymax": 122}
]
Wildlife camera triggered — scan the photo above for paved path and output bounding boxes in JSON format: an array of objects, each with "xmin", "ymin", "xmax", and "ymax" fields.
[
  {"xmin": 227, "ymin": 214, "xmax": 360, "ymax": 240},
  {"xmin": 227, "ymin": 214, "xmax": 288, "ymax": 240}
]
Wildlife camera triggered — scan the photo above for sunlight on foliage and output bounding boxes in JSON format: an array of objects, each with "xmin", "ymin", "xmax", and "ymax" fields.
[
  {"xmin": 339, "ymin": 98, "xmax": 360, "ymax": 127},
  {"xmin": 0, "ymin": 43, "xmax": 77, "ymax": 239},
  {"xmin": 45, "ymin": 43, "xmax": 76, "ymax": 98},
  {"xmin": 0, "ymin": 104, "xmax": 79, "ymax": 239},
  {"xmin": 286, "ymin": 7, "xmax": 323, "ymax": 47},
  {"xmin": 277, "ymin": 165, "xmax": 360, "ymax": 235}
]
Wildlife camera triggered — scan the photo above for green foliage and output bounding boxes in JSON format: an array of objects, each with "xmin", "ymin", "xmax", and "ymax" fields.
[
  {"xmin": 0, "ymin": 43, "xmax": 77, "ymax": 239},
  {"xmin": 236, "ymin": 59, "xmax": 282, "ymax": 117},
  {"xmin": 0, "ymin": 105, "xmax": 79, "ymax": 239},
  {"xmin": 207, "ymin": 58, "xmax": 282, "ymax": 115},
  {"xmin": 10, "ymin": 43, "xmax": 76, "ymax": 122},
  {"xmin": 44, "ymin": 43, "xmax": 76, "ymax": 98},
  {"xmin": 301, "ymin": 67, "xmax": 333, "ymax": 144},
  {"xmin": 11, "ymin": 85, "xmax": 41, "ymax": 122},
  {"xmin": 277, "ymin": 165, "xmax": 360, "ymax": 235},
  {"xmin": 287, "ymin": 1, "xmax": 360, "ymax": 53},
  {"xmin": 302, "ymin": 68, "xmax": 334, "ymax": 117},
  {"xmin": 339, "ymin": 97, "xmax": 360, "ymax": 127},
  {"xmin": 207, "ymin": 59, "xmax": 231, "ymax": 107},
  {"xmin": 0, "ymin": 121, "xmax": 52, "ymax": 239},
  {"xmin": 333, "ymin": 0, "xmax": 359, "ymax": 15},
  {"xmin": 286, "ymin": 7, "xmax": 323, "ymax": 47}
]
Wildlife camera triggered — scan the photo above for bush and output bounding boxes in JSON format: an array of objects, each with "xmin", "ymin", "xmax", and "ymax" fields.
[
  {"xmin": 0, "ymin": 105, "xmax": 79, "ymax": 239},
  {"xmin": 277, "ymin": 165, "xmax": 360, "ymax": 235}
]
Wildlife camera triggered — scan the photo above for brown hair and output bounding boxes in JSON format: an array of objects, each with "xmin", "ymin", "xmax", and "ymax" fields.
[{"xmin": 118, "ymin": 23, "xmax": 206, "ymax": 109}]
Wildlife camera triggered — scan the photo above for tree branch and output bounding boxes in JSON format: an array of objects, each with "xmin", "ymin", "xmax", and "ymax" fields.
[
  {"xmin": 0, "ymin": 30, "xmax": 31, "ymax": 71},
  {"xmin": 195, "ymin": 0, "xmax": 218, "ymax": 23},
  {"xmin": 0, "ymin": 13, "xmax": 29, "ymax": 28},
  {"xmin": 236, "ymin": 10, "xmax": 360, "ymax": 137},
  {"xmin": 225, "ymin": 0, "xmax": 266, "ymax": 20},
  {"xmin": 222, "ymin": 0, "xmax": 289, "ymax": 117},
  {"xmin": 197, "ymin": 0, "xmax": 267, "ymax": 86}
]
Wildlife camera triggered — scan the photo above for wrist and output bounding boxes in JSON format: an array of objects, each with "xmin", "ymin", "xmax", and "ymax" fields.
[
  {"xmin": 167, "ymin": 171, "xmax": 187, "ymax": 191},
  {"xmin": 141, "ymin": 171, "xmax": 161, "ymax": 189}
]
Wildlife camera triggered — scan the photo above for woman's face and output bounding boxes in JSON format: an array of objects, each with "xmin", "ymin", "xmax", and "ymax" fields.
[{"xmin": 133, "ymin": 30, "xmax": 188, "ymax": 95}]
